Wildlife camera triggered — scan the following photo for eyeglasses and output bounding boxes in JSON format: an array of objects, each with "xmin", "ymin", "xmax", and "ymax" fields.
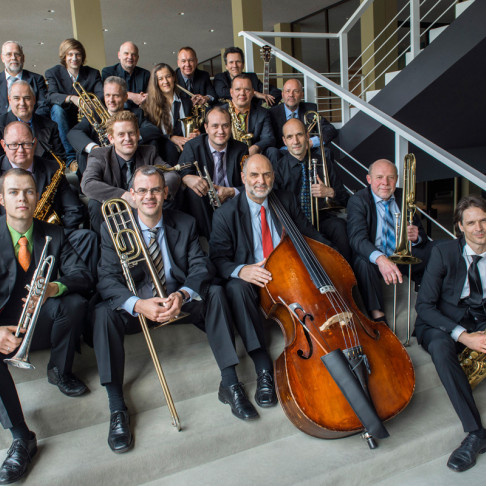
[
  {"xmin": 133, "ymin": 187, "xmax": 164, "ymax": 196},
  {"xmin": 4, "ymin": 142, "xmax": 35, "ymax": 150}
]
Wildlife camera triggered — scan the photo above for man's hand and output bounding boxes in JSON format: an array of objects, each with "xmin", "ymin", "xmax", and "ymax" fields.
[
  {"xmin": 458, "ymin": 331, "xmax": 486, "ymax": 353},
  {"xmin": 407, "ymin": 224, "xmax": 419, "ymax": 243},
  {"xmin": 170, "ymin": 135, "xmax": 189, "ymax": 151},
  {"xmin": 0, "ymin": 326, "xmax": 25, "ymax": 355},
  {"xmin": 376, "ymin": 255, "xmax": 403, "ymax": 285},
  {"xmin": 238, "ymin": 260, "xmax": 272, "ymax": 287},
  {"xmin": 191, "ymin": 94, "xmax": 209, "ymax": 106},
  {"xmin": 310, "ymin": 175, "xmax": 335, "ymax": 199},
  {"xmin": 43, "ymin": 282, "xmax": 59, "ymax": 302},
  {"xmin": 254, "ymin": 91, "xmax": 276, "ymax": 106},
  {"xmin": 156, "ymin": 292, "xmax": 184, "ymax": 322},
  {"xmin": 128, "ymin": 92, "xmax": 147, "ymax": 106},
  {"xmin": 121, "ymin": 191, "xmax": 136, "ymax": 208},
  {"xmin": 134, "ymin": 297, "xmax": 170, "ymax": 323},
  {"xmin": 248, "ymin": 145, "xmax": 260, "ymax": 156},
  {"xmin": 215, "ymin": 185, "xmax": 235, "ymax": 204},
  {"xmin": 183, "ymin": 175, "xmax": 209, "ymax": 197}
]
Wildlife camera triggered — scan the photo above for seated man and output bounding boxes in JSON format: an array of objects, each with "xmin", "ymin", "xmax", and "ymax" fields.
[
  {"xmin": 0, "ymin": 80, "xmax": 65, "ymax": 160},
  {"xmin": 0, "ymin": 121, "xmax": 98, "ymax": 276},
  {"xmin": 175, "ymin": 46, "xmax": 216, "ymax": 107},
  {"xmin": 415, "ymin": 195, "xmax": 486, "ymax": 473},
  {"xmin": 67, "ymin": 76, "xmax": 162, "ymax": 174},
  {"xmin": 347, "ymin": 158, "xmax": 431, "ymax": 323},
  {"xmin": 275, "ymin": 118, "xmax": 350, "ymax": 261},
  {"xmin": 179, "ymin": 106, "xmax": 248, "ymax": 239},
  {"xmin": 81, "ymin": 110, "xmax": 180, "ymax": 234},
  {"xmin": 0, "ymin": 168, "xmax": 93, "ymax": 484},
  {"xmin": 101, "ymin": 41, "xmax": 150, "ymax": 108},
  {"xmin": 269, "ymin": 78, "xmax": 337, "ymax": 149},
  {"xmin": 213, "ymin": 46, "xmax": 281, "ymax": 108},
  {"xmin": 93, "ymin": 165, "xmax": 267, "ymax": 454}
]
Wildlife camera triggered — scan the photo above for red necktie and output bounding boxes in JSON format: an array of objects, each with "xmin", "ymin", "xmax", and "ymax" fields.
[
  {"xmin": 18, "ymin": 236, "xmax": 31, "ymax": 272},
  {"xmin": 261, "ymin": 206, "xmax": 273, "ymax": 258}
]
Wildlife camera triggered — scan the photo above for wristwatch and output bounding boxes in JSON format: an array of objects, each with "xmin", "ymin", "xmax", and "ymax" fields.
[{"xmin": 177, "ymin": 290, "xmax": 189, "ymax": 304}]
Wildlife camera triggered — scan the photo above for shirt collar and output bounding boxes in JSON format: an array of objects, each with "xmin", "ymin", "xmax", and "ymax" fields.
[
  {"xmin": 7, "ymin": 221, "xmax": 34, "ymax": 247},
  {"xmin": 208, "ymin": 139, "xmax": 226, "ymax": 155},
  {"xmin": 245, "ymin": 192, "xmax": 269, "ymax": 217},
  {"xmin": 464, "ymin": 244, "xmax": 486, "ymax": 258},
  {"xmin": 371, "ymin": 190, "xmax": 395, "ymax": 206},
  {"xmin": 6, "ymin": 71, "xmax": 22, "ymax": 81},
  {"xmin": 138, "ymin": 216, "xmax": 163, "ymax": 233},
  {"xmin": 284, "ymin": 104, "xmax": 298, "ymax": 118},
  {"xmin": 8, "ymin": 158, "xmax": 33, "ymax": 172}
]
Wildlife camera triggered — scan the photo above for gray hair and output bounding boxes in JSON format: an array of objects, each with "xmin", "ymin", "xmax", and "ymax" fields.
[
  {"xmin": 104, "ymin": 76, "xmax": 128, "ymax": 96},
  {"xmin": 8, "ymin": 79, "xmax": 35, "ymax": 98},
  {"xmin": 1, "ymin": 41, "xmax": 23, "ymax": 55},
  {"xmin": 131, "ymin": 165, "xmax": 166, "ymax": 189}
]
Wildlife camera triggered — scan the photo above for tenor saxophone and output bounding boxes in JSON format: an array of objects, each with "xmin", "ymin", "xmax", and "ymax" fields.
[{"xmin": 222, "ymin": 99, "xmax": 253, "ymax": 146}]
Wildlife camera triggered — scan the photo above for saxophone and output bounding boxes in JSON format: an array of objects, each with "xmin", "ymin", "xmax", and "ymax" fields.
[
  {"xmin": 33, "ymin": 151, "xmax": 66, "ymax": 225},
  {"xmin": 459, "ymin": 339, "xmax": 486, "ymax": 390},
  {"xmin": 222, "ymin": 99, "xmax": 254, "ymax": 146}
]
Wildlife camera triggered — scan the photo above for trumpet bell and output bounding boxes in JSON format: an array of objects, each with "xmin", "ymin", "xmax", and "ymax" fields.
[{"xmin": 4, "ymin": 356, "xmax": 35, "ymax": 370}]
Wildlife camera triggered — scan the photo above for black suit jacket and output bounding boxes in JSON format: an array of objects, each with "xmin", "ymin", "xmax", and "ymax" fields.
[
  {"xmin": 0, "ymin": 155, "xmax": 84, "ymax": 230},
  {"xmin": 176, "ymin": 68, "xmax": 217, "ymax": 104},
  {"xmin": 0, "ymin": 112, "xmax": 65, "ymax": 160},
  {"xmin": 274, "ymin": 149, "xmax": 349, "ymax": 208},
  {"xmin": 0, "ymin": 69, "xmax": 49, "ymax": 117},
  {"xmin": 414, "ymin": 238, "xmax": 472, "ymax": 343},
  {"xmin": 179, "ymin": 134, "xmax": 248, "ymax": 186},
  {"xmin": 0, "ymin": 216, "xmax": 93, "ymax": 311},
  {"xmin": 213, "ymin": 71, "xmax": 281, "ymax": 108},
  {"xmin": 97, "ymin": 209, "xmax": 213, "ymax": 309},
  {"xmin": 209, "ymin": 189, "xmax": 329, "ymax": 279},
  {"xmin": 269, "ymin": 102, "xmax": 338, "ymax": 148},
  {"xmin": 81, "ymin": 144, "xmax": 180, "ymax": 202},
  {"xmin": 346, "ymin": 186, "xmax": 428, "ymax": 262}
]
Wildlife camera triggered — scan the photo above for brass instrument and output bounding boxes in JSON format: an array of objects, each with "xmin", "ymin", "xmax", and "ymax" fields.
[
  {"xmin": 459, "ymin": 343, "xmax": 486, "ymax": 389},
  {"xmin": 155, "ymin": 162, "xmax": 194, "ymax": 172},
  {"xmin": 176, "ymin": 83, "xmax": 208, "ymax": 136},
  {"xmin": 102, "ymin": 198, "xmax": 186, "ymax": 430},
  {"xmin": 304, "ymin": 110, "xmax": 343, "ymax": 210},
  {"xmin": 73, "ymin": 81, "xmax": 110, "ymax": 146},
  {"xmin": 5, "ymin": 237, "xmax": 55, "ymax": 370},
  {"xmin": 33, "ymin": 150, "xmax": 65, "ymax": 225},
  {"xmin": 194, "ymin": 161, "xmax": 221, "ymax": 211},
  {"xmin": 223, "ymin": 99, "xmax": 254, "ymax": 146}
]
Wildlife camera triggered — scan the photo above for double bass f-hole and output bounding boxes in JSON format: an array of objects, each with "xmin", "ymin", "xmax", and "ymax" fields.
[{"xmin": 283, "ymin": 300, "xmax": 316, "ymax": 360}]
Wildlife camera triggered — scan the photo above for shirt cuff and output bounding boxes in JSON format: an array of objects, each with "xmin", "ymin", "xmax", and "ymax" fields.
[
  {"xmin": 231, "ymin": 264, "xmax": 245, "ymax": 279},
  {"xmin": 451, "ymin": 325, "xmax": 467, "ymax": 342},
  {"xmin": 52, "ymin": 281, "xmax": 68, "ymax": 297},
  {"xmin": 85, "ymin": 142, "xmax": 98, "ymax": 153},
  {"xmin": 232, "ymin": 187, "xmax": 239, "ymax": 198},
  {"xmin": 411, "ymin": 235, "xmax": 422, "ymax": 246},
  {"xmin": 179, "ymin": 286, "xmax": 200, "ymax": 302},
  {"xmin": 120, "ymin": 296, "xmax": 140, "ymax": 316},
  {"xmin": 310, "ymin": 135, "xmax": 320, "ymax": 147},
  {"xmin": 370, "ymin": 250, "xmax": 384, "ymax": 265}
]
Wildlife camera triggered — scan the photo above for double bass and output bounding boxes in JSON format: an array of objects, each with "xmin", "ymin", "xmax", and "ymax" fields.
[{"xmin": 260, "ymin": 193, "xmax": 415, "ymax": 447}]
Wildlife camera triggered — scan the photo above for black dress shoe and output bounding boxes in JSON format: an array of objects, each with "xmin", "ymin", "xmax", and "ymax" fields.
[
  {"xmin": 447, "ymin": 433, "xmax": 486, "ymax": 472},
  {"xmin": 0, "ymin": 434, "xmax": 37, "ymax": 485},
  {"xmin": 218, "ymin": 382, "xmax": 259, "ymax": 420},
  {"xmin": 255, "ymin": 369, "xmax": 278, "ymax": 408},
  {"xmin": 108, "ymin": 410, "xmax": 133, "ymax": 453},
  {"xmin": 47, "ymin": 366, "xmax": 88, "ymax": 397}
]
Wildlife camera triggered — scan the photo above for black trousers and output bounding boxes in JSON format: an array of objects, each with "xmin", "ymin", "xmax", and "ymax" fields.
[
  {"xmin": 421, "ymin": 320, "xmax": 486, "ymax": 433},
  {"xmin": 183, "ymin": 188, "xmax": 213, "ymax": 240},
  {"xmin": 319, "ymin": 214, "xmax": 352, "ymax": 263},
  {"xmin": 0, "ymin": 293, "xmax": 87, "ymax": 429},
  {"xmin": 92, "ymin": 285, "xmax": 239, "ymax": 385},
  {"xmin": 66, "ymin": 228, "xmax": 99, "ymax": 278}
]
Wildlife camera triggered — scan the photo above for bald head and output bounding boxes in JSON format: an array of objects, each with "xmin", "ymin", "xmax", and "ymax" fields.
[
  {"xmin": 282, "ymin": 78, "xmax": 304, "ymax": 111},
  {"xmin": 118, "ymin": 41, "xmax": 139, "ymax": 73},
  {"xmin": 282, "ymin": 118, "xmax": 309, "ymax": 160}
]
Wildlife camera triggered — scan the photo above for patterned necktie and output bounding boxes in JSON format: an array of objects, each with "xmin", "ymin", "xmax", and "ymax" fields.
[
  {"xmin": 213, "ymin": 151, "xmax": 224, "ymax": 186},
  {"xmin": 382, "ymin": 200, "xmax": 396, "ymax": 257},
  {"xmin": 300, "ymin": 162, "xmax": 312, "ymax": 222},
  {"xmin": 18, "ymin": 236, "xmax": 31, "ymax": 272},
  {"xmin": 238, "ymin": 112, "xmax": 247, "ymax": 131},
  {"xmin": 186, "ymin": 78, "xmax": 193, "ymax": 92},
  {"xmin": 148, "ymin": 228, "xmax": 167, "ymax": 297},
  {"xmin": 261, "ymin": 206, "xmax": 273, "ymax": 259},
  {"xmin": 125, "ymin": 160, "xmax": 134, "ymax": 190},
  {"xmin": 467, "ymin": 255, "xmax": 483, "ymax": 308}
]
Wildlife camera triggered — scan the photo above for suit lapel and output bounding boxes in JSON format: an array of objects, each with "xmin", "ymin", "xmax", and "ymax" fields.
[
  {"xmin": 32, "ymin": 159, "xmax": 48, "ymax": 194},
  {"xmin": 238, "ymin": 194, "xmax": 255, "ymax": 255},
  {"xmin": 454, "ymin": 238, "xmax": 468, "ymax": 302},
  {"xmin": 110, "ymin": 147, "xmax": 123, "ymax": 187},
  {"xmin": 203, "ymin": 137, "xmax": 215, "ymax": 177},
  {"xmin": 0, "ymin": 75, "xmax": 7, "ymax": 111},
  {"xmin": 163, "ymin": 215, "xmax": 184, "ymax": 279},
  {"xmin": 32, "ymin": 219, "xmax": 46, "ymax": 266},
  {"xmin": 0, "ymin": 217, "xmax": 17, "ymax": 300}
]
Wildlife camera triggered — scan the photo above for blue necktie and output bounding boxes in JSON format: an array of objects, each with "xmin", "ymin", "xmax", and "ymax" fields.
[
  {"xmin": 382, "ymin": 200, "xmax": 396, "ymax": 257},
  {"xmin": 300, "ymin": 162, "xmax": 312, "ymax": 222}
]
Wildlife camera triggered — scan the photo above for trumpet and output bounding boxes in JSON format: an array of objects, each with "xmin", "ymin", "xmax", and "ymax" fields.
[
  {"xmin": 73, "ymin": 81, "xmax": 110, "ymax": 146},
  {"xmin": 5, "ymin": 237, "xmax": 55, "ymax": 370},
  {"xmin": 102, "ymin": 198, "xmax": 186, "ymax": 430},
  {"xmin": 193, "ymin": 161, "xmax": 221, "ymax": 211}
]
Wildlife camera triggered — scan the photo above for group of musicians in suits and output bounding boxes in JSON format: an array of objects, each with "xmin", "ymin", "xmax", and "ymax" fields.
[{"xmin": 0, "ymin": 35, "xmax": 485, "ymax": 484}]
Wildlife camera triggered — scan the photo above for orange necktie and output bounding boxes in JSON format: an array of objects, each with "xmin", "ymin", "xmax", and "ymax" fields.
[{"xmin": 18, "ymin": 236, "xmax": 31, "ymax": 272}]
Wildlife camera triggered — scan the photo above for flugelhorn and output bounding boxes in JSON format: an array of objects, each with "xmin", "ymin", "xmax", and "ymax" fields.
[
  {"xmin": 5, "ymin": 237, "xmax": 55, "ymax": 370},
  {"xmin": 194, "ymin": 161, "xmax": 221, "ymax": 211},
  {"xmin": 102, "ymin": 198, "xmax": 185, "ymax": 430}
]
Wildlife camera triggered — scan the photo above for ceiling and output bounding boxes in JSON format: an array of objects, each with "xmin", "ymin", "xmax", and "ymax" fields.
[{"xmin": 0, "ymin": 0, "xmax": 333, "ymax": 76}]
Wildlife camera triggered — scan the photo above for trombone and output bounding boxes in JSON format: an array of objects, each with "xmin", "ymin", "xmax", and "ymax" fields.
[
  {"xmin": 5, "ymin": 237, "xmax": 55, "ymax": 370},
  {"xmin": 102, "ymin": 198, "xmax": 186, "ymax": 430}
]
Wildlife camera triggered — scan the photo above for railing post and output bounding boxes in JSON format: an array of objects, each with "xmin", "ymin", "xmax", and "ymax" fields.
[
  {"xmin": 410, "ymin": 0, "xmax": 420, "ymax": 61},
  {"xmin": 340, "ymin": 32, "xmax": 350, "ymax": 124},
  {"xmin": 303, "ymin": 76, "xmax": 316, "ymax": 104},
  {"xmin": 395, "ymin": 133, "xmax": 408, "ymax": 187},
  {"xmin": 243, "ymin": 35, "xmax": 254, "ymax": 72}
]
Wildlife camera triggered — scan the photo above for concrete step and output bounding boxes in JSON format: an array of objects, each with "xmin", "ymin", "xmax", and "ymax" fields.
[
  {"xmin": 429, "ymin": 26, "xmax": 448, "ymax": 44},
  {"xmin": 456, "ymin": 0, "xmax": 475, "ymax": 18}
]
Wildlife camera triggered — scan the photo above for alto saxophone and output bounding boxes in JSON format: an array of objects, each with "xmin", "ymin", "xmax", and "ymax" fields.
[
  {"xmin": 222, "ymin": 99, "xmax": 253, "ymax": 146},
  {"xmin": 33, "ymin": 151, "xmax": 66, "ymax": 225}
]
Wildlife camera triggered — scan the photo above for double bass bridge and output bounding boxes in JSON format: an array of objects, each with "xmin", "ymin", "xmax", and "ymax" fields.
[
  {"xmin": 319, "ymin": 312, "xmax": 354, "ymax": 331},
  {"xmin": 318, "ymin": 285, "xmax": 335, "ymax": 294}
]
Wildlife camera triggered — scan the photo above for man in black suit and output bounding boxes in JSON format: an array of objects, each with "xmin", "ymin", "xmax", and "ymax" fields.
[
  {"xmin": 179, "ymin": 106, "xmax": 248, "ymax": 239},
  {"xmin": 0, "ymin": 41, "xmax": 49, "ymax": 117},
  {"xmin": 347, "ymin": 159, "xmax": 431, "ymax": 323},
  {"xmin": 0, "ymin": 122, "xmax": 98, "ymax": 276},
  {"xmin": 213, "ymin": 46, "xmax": 281, "ymax": 108},
  {"xmin": 81, "ymin": 110, "xmax": 180, "ymax": 234},
  {"xmin": 176, "ymin": 47, "xmax": 216, "ymax": 107},
  {"xmin": 275, "ymin": 118, "xmax": 351, "ymax": 261},
  {"xmin": 93, "ymin": 165, "xmax": 264, "ymax": 454},
  {"xmin": 67, "ymin": 76, "xmax": 162, "ymax": 174},
  {"xmin": 269, "ymin": 78, "xmax": 337, "ymax": 150},
  {"xmin": 415, "ymin": 195, "xmax": 486, "ymax": 472},
  {"xmin": 0, "ymin": 168, "xmax": 94, "ymax": 483},
  {"xmin": 0, "ymin": 80, "xmax": 65, "ymax": 160},
  {"xmin": 209, "ymin": 155, "xmax": 332, "ymax": 417},
  {"xmin": 101, "ymin": 41, "xmax": 150, "ymax": 109}
]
